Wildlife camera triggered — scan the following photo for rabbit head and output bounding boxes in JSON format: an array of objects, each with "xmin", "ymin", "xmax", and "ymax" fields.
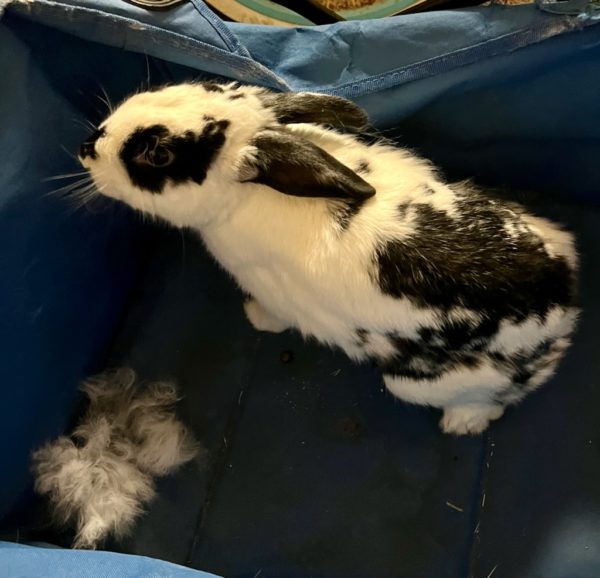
[{"xmin": 79, "ymin": 82, "xmax": 375, "ymax": 227}]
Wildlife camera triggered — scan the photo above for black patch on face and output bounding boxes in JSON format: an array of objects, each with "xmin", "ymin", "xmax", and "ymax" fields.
[
  {"xmin": 120, "ymin": 121, "xmax": 229, "ymax": 194},
  {"xmin": 228, "ymin": 93, "xmax": 245, "ymax": 100},
  {"xmin": 80, "ymin": 127, "xmax": 105, "ymax": 160},
  {"xmin": 375, "ymin": 197, "xmax": 575, "ymax": 320},
  {"xmin": 330, "ymin": 199, "xmax": 362, "ymax": 231},
  {"xmin": 356, "ymin": 160, "xmax": 370, "ymax": 175},
  {"xmin": 202, "ymin": 81, "xmax": 225, "ymax": 93}
]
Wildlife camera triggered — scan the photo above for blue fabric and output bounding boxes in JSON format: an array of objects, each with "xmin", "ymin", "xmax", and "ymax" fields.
[
  {"xmin": 233, "ymin": 9, "xmax": 600, "ymax": 200},
  {"xmin": 233, "ymin": 8, "xmax": 590, "ymax": 91},
  {"xmin": 0, "ymin": 542, "xmax": 221, "ymax": 577},
  {"xmin": 1, "ymin": 1, "xmax": 600, "ymax": 576},
  {"xmin": 0, "ymin": 0, "xmax": 287, "ymax": 90},
  {"xmin": 0, "ymin": 23, "xmax": 152, "ymax": 520}
]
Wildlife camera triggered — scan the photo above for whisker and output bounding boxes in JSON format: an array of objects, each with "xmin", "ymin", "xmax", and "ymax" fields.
[
  {"xmin": 68, "ymin": 187, "xmax": 101, "ymax": 207},
  {"xmin": 73, "ymin": 118, "xmax": 97, "ymax": 132},
  {"xmin": 60, "ymin": 144, "xmax": 80, "ymax": 162},
  {"xmin": 43, "ymin": 171, "xmax": 90, "ymax": 182},
  {"xmin": 97, "ymin": 84, "xmax": 114, "ymax": 114},
  {"xmin": 60, "ymin": 194, "xmax": 100, "ymax": 215},
  {"xmin": 145, "ymin": 53, "xmax": 151, "ymax": 91},
  {"xmin": 58, "ymin": 187, "xmax": 96, "ymax": 203},
  {"xmin": 44, "ymin": 177, "xmax": 93, "ymax": 198},
  {"xmin": 95, "ymin": 94, "xmax": 111, "ymax": 113},
  {"xmin": 48, "ymin": 188, "xmax": 101, "ymax": 217}
]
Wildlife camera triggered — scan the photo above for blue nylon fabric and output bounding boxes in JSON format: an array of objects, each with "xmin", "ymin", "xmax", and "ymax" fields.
[
  {"xmin": 0, "ymin": 22, "xmax": 153, "ymax": 522},
  {"xmin": 232, "ymin": 7, "xmax": 587, "ymax": 90},
  {"xmin": 1, "ymin": 1, "xmax": 600, "ymax": 575},
  {"xmin": 2, "ymin": 0, "xmax": 287, "ymax": 90},
  {"xmin": 0, "ymin": 542, "xmax": 222, "ymax": 577},
  {"xmin": 5, "ymin": 1, "xmax": 599, "ymax": 199},
  {"xmin": 232, "ymin": 8, "xmax": 600, "ymax": 201}
]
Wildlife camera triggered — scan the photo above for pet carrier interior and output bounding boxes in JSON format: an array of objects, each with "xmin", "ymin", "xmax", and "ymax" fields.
[{"xmin": 1, "ymin": 1, "xmax": 600, "ymax": 576}]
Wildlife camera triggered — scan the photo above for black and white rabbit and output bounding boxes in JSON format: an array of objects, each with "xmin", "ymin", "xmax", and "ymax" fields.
[{"xmin": 79, "ymin": 82, "xmax": 579, "ymax": 435}]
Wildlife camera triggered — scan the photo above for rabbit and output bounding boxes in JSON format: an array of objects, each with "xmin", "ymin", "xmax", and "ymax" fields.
[{"xmin": 78, "ymin": 81, "xmax": 579, "ymax": 435}]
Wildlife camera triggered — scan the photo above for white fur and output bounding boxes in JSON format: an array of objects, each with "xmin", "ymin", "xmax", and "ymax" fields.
[
  {"xmin": 440, "ymin": 404, "xmax": 505, "ymax": 435},
  {"xmin": 81, "ymin": 83, "xmax": 579, "ymax": 435},
  {"xmin": 244, "ymin": 298, "xmax": 290, "ymax": 333},
  {"xmin": 31, "ymin": 368, "xmax": 198, "ymax": 548},
  {"xmin": 384, "ymin": 362, "xmax": 512, "ymax": 408}
]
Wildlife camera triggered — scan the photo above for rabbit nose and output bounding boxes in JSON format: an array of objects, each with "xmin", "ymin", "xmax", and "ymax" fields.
[
  {"xmin": 79, "ymin": 141, "xmax": 96, "ymax": 159},
  {"xmin": 79, "ymin": 128, "xmax": 105, "ymax": 160}
]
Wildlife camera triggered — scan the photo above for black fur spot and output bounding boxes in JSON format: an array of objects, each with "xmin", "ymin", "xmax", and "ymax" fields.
[
  {"xmin": 330, "ymin": 199, "xmax": 362, "ymax": 231},
  {"xmin": 378, "ymin": 333, "xmax": 481, "ymax": 381},
  {"xmin": 488, "ymin": 351, "xmax": 507, "ymax": 363},
  {"xmin": 397, "ymin": 202, "xmax": 411, "ymax": 219},
  {"xmin": 496, "ymin": 339, "xmax": 556, "ymax": 386},
  {"xmin": 419, "ymin": 317, "xmax": 498, "ymax": 352},
  {"xmin": 120, "ymin": 121, "xmax": 229, "ymax": 194},
  {"xmin": 512, "ymin": 367, "xmax": 533, "ymax": 385},
  {"xmin": 355, "ymin": 329, "xmax": 370, "ymax": 345},
  {"xmin": 492, "ymin": 338, "xmax": 564, "ymax": 403},
  {"xmin": 228, "ymin": 93, "xmax": 245, "ymax": 100},
  {"xmin": 202, "ymin": 81, "xmax": 224, "ymax": 93},
  {"xmin": 375, "ymin": 199, "xmax": 574, "ymax": 320},
  {"xmin": 356, "ymin": 160, "xmax": 370, "ymax": 175},
  {"xmin": 80, "ymin": 127, "xmax": 105, "ymax": 160}
]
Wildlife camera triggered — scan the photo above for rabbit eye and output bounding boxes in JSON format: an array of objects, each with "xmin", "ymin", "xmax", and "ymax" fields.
[
  {"xmin": 134, "ymin": 136, "xmax": 174, "ymax": 168},
  {"xmin": 146, "ymin": 144, "xmax": 174, "ymax": 168}
]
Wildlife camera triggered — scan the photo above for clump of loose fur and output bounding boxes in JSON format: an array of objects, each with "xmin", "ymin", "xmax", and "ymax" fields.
[{"xmin": 31, "ymin": 368, "xmax": 199, "ymax": 549}]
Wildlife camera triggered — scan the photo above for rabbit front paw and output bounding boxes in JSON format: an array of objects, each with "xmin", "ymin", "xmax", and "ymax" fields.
[{"xmin": 244, "ymin": 299, "xmax": 290, "ymax": 333}]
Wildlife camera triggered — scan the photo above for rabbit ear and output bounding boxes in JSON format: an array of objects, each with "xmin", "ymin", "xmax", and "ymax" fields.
[
  {"xmin": 260, "ymin": 92, "xmax": 369, "ymax": 132},
  {"xmin": 238, "ymin": 129, "xmax": 376, "ymax": 201}
]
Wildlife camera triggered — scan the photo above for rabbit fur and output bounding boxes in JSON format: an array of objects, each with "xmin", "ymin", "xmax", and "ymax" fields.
[
  {"xmin": 31, "ymin": 368, "xmax": 198, "ymax": 549},
  {"xmin": 79, "ymin": 82, "xmax": 579, "ymax": 435}
]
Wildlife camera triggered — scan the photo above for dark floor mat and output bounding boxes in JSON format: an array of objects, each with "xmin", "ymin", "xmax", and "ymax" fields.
[
  {"xmin": 470, "ymin": 203, "xmax": 600, "ymax": 578},
  {"xmin": 101, "ymin": 197, "xmax": 599, "ymax": 578},
  {"xmin": 106, "ymin": 230, "xmax": 484, "ymax": 577}
]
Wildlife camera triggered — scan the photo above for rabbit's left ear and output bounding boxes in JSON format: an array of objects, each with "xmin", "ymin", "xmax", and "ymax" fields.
[{"xmin": 238, "ymin": 129, "xmax": 376, "ymax": 201}]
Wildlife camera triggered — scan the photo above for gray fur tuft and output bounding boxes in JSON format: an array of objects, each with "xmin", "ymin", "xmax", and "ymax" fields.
[{"xmin": 31, "ymin": 368, "xmax": 199, "ymax": 549}]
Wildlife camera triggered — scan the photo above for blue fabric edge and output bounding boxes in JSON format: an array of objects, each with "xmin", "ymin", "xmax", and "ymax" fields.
[
  {"xmin": 0, "ymin": 541, "xmax": 224, "ymax": 577},
  {"xmin": 3, "ymin": 0, "xmax": 599, "ymax": 99}
]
